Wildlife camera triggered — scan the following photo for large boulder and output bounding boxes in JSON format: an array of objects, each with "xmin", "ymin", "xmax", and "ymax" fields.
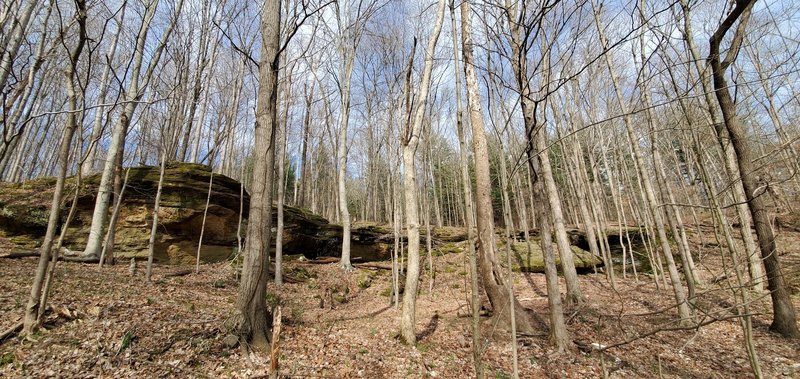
[
  {"xmin": 508, "ymin": 241, "xmax": 603, "ymax": 273},
  {"xmin": 0, "ymin": 163, "xmax": 386, "ymax": 263}
]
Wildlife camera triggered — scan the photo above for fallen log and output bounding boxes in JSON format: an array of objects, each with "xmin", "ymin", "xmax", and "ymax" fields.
[
  {"xmin": 0, "ymin": 251, "xmax": 99, "ymax": 263},
  {"xmin": 164, "ymin": 269, "xmax": 193, "ymax": 278},
  {"xmin": 0, "ymin": 321, "xmax": 23, "ymax": 343},
  {"xmin": 354, "ymin": 262, "xmax": 392, "ymax": 271}
]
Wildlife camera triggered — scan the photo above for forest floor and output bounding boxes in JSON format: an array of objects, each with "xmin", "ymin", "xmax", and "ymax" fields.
[{"xmin": 1, "ymin": 227, "xmax": 800, "ymax": 378}]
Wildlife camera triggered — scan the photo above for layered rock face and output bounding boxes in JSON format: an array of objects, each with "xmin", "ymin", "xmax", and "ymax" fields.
[
  {"xmin": 0, "ymin": 163, "xmax": 607, "ymax": 272},
  {"xmin": 0, "ymin": 163, "xmax": 388, "ymax": 263}
]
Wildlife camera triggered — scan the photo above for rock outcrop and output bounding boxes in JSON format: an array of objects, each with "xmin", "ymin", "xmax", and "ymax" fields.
[
  {"xmin": 0, "ymin": 163, "xmax": 608, "ymax": 270},
  {"xmin": 0, "ymin": 163, "xmax": 387, "ymax": 263}
]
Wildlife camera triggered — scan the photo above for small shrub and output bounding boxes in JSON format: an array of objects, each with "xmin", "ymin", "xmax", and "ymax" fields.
[
  {"xmin": 287, "ymin": 266, "xmax": 317, "ymax": 280},
  {"xmin": 417, "ymin": 343, "xmax": 433, "ymax": 353},
  {"xmin": 357, "ymin": 272, "xmax": 375, "ymax": 289},
  {"xmin": 0, "ymin": 352, "xmax": 14, "ymax": 366},
  {"xmin": 266, "ymin": 292, "xmax": 283, "ymax": 308},
  {"xmin": 289, "ymin": 305, "xmax": 303, "ymax": 324}
]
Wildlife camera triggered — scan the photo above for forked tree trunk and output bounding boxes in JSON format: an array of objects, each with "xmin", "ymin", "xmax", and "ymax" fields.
[
  {"xmin": 707, "ymin": 0, "xmax": 799, "ymax": 338},
  {"xmin": 399, "ymin": 0, "xmax": 445, "ymax": 343},
  {"xmin": 678, "ymin": 0, "xmax": 764, "ymax": 292},
  {"xmin": 461, "ymin": 0, "xmax": 536, "ymax": 336}
]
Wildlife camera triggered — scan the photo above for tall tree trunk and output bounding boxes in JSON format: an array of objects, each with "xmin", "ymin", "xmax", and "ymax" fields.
[
  {"xmin": 678, "ymin": 0, "xmax": 764, "ymax": 292},
  {"xmin": 236, "ymin": 0, "xmax": 281, "ymax": 351},
  {"xmin": 179, "ymin": 2, "xmax": 212, "ymax": 161},
  {"xmin": 707, "ymin": 0, "xmax": 799, "ymax": 338},
  {"xmin": 504, "ymin": 1, "xmax": 583, "ymax": 307},
  {"xmin": 298, "ymin": 82, "xmax": 314, "ymax": 208},
  {"xmin": 400, "ymin": 0, "xmax": 446, "ymax": 343},
  {"xmin": 81, "ymin": 3, "xmax": 126, "ymax": 175},
  {"xmin": 82, "ymin": 0, "xmax": 184, "ymax": 258},
  {"xmin": 195, "ymin": 170, "xmax": 214, "ymax": 274},
  {"xmin": 336, "ymin": 59, "xmax": 354, "ymax": 270},
  {"xmin": 99, "ymin": 168, "xmax": 130, "ymax": 267},
  {"xmin": 449, "ymin": 4, "xmax": 481, "ymax": 374},
  {"xmin": 275, "ymin": 62, "xmax": 294, "ymax": 286},
  {"xmin": 592, "ymin": 2, "xmax": 692, "ymax": 323},
  {"xmin": 461, "ymin": 0, "xmax": 536, "ymax": 335},
  {"xmin": 22, "ymin": 0, "xmax": 87, "ymax": 335}
]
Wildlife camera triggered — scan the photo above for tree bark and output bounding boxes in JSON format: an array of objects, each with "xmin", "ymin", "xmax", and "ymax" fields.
[
  {"xmin": 707, "ymin": 0, "xmax": 799, "ymax": 338},
  {"xmin": 461, "ymin": 0, "xmax": 536, "ymax": 335},
  {"xmin": 399, "ymin": 0, "xmax": 446, "ymax": 344},
  {"xmin": 236, "ymin": 0, "xmax": 281, "ymax": 351},
  {"xmin": 22, "ymin": 0, "xmax": 87, "ymax": 335},
  {"xmin": 146, "ymin": 156, "xmax": 167, "ymax": 282}
]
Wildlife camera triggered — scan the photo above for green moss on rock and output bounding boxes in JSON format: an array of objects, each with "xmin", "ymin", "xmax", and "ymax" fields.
[{"xmin": 507, "ymin": 241, "xmax": 602, "ymax": 273}]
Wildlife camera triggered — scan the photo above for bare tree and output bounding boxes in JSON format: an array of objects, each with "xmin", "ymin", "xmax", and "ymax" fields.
[
  {"xmin": 461, "ymin": 0, "xmax": 536, "ymax": 335},
  {"xmin": 707, "ymin": 0, "xmax": 799, "ymax": 338},
  {"xmin": 331, "ymin": 0, "xmax": 382, "ymax": 270},
  {"xmin": 81, "ymin": 0, "xmax": 185, "ymax": 259},
  {"xmin": 22, "ymin": 0, "xmax": 87, "ymax": 335},
  {"xmin": 449, "ymin": 6, "xmax": 481, "ymax": 367},
  {"xmin": 399, "ymin": 0, "xmax": 447, "ymax": 345},
  {"xmin": 591, "ymin": 1, "xmax": 692, "ymax": 324},
  {"xmin": 236, "ymin": 0, "xmax": 282, "ymax": 351}
]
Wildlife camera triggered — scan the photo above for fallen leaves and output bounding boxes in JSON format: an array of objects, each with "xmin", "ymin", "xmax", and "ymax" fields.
[{"xmin": 0, "ymin": 232, "xmax": 799, "ymax": 378}]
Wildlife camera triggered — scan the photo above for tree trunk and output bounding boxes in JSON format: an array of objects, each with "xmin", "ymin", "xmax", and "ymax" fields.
[
  {"xmin": 400, "ymin": 1, "xmax": 446, "ymax": 343},
  {"xmin": 678, "ymin": 0, "xmax": 764, "ymax": 292},
  {"xmin": 336, "ymin": 57, "xmax": 354, "ymax": 270},
  {"xmin": 461, "ymin": 0, "xmax": 536, "ymax": 335},
  {"xmin": 298, "ymin": 82, "xmax": 314, "ymax": 208},
  {"xmin": 504, "ymin": 1, "xmax": 583, "ymax": 307},
  {"xmin": 707, "ymin": 0, "xmax": 799, "ymax": 338},
  {"xmin": 82, "ymin": 0, "xmax": 180, "ymax": 258},
  {"xmin": 275, "ymin": 62, "xmax": 294, "ymax": 285},
  {"xmin": 236, "ymin": 0, "xmax": 281, "ymax": 351},
  {"xmin": 449, "ymin": 3, "xmax": 482, "ymax": 374},
  {"xmin": 81, "ymin": 4, "xmax": 126, "ymax": 175},
  {"xmin": 592, "ymin": 3, "xmax": 692, "ymax": 323},
  {"xmin": 195, "ymin": 170, "xmax": 214, "ymax": 274},
  {"xmin": 22, "ymin": 0, "xmax": 87, "ymax": 335},
  {"xmin": 99, "ymin": 168, "xmax": 130, "ymax": 267},
  {"xmin": 146, "ymin": 156, "xmax": 167, "ymax": 282}
]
